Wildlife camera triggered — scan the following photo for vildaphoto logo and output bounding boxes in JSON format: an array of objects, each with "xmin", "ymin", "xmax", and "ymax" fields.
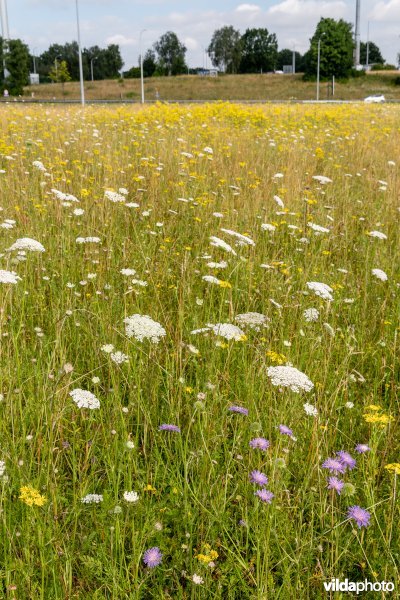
[{"xmin": 323, "ymin": 579, "xmax": 395, "ymax": 594}]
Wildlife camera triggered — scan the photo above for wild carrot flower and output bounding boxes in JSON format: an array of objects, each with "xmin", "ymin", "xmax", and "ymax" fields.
[
  {"xmin": 69, "ymin": 388, "xmax": 100, "ymax": 410},
  {"xmin": 0, "ymin": 270, "xmax": 21, "ymax": 284},
  {"xmin": 124, "ymin": 314, "xmax": 166, "ymax": 343},
  {"xmin": 81, "ymin": 494, "xmax": 103, "ymax": 504},
  {"xmin": 306, "ymin": 282, "xmax": 333, "ymax": 301},
  {"xmin": 267, "ymin": 365, "xmax": 314, "ymax": 393},
  {"xmin": 7, "ymin": 238, "xmax": 45, "ymax": 252}
]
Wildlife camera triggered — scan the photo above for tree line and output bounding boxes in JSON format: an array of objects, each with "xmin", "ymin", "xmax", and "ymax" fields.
[{"xmin": 0, "ymin": 18, "xmax": 390, "ymax": 96}]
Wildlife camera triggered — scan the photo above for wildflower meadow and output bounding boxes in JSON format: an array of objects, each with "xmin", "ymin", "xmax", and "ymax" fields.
[{"xmin": 0, "ymin": 102, "xmax": 399, "ymax": 599}]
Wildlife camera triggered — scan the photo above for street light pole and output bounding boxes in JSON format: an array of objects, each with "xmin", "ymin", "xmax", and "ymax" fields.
[
  {"xmin": 292, "ymin": 45, "xmax": 296, "ymax": 74},
  {"xmin": 140, "ymin": 29, "xmax": 146, "ymax": 104},
  {"xmin": 90, "ymin": 57, "xmax": 96, "ymax": 81},
  {"xmin": 316, "ymin": 38, "xmax": 321, "ymax": 101},
  {"xmin": 75, "ymin": 0, "xmax": 85, "ymax": 106}
]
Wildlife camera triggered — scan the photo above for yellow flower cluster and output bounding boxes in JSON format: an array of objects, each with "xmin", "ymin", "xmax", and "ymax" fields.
[
  {"xmin": 195, "ymin": 543, "xmax": 219, "ymax": 564},
  {"xmin": 19, "ymin": 486, "xmax": 47, "ymax": 507},
  {"xmin": 363, "ymin": 405, "xmax": 394, "ymax": 427},
  {"xmin": 266, "ymin": 350, "xmax": 286, "ymax": 365},
  {"xmin": 384, "ymin": 463, "xmax": 400, "ymax": 475}
]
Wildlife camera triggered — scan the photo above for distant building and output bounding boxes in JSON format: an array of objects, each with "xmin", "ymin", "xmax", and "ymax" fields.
[
  {"xmin": 283, "ymin": 65, "xmax": 293, "ymax": 74},
  {"xmin": 197, "ymin": 68, "xmax": 218, "ymax": 77},
  {"xmin": 29, "ymin": 73, "xmax": 40, "ymax": 85}
]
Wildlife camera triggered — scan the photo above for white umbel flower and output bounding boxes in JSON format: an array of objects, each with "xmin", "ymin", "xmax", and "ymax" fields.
[
  {"xmin": 303, "ymin": 308, "xmax": 319, "ymax": 322},
  {"xmin": 306, "ymin": 281, "xmax": 333, "ymax": 301},
  {"xmin": 235, "ymin": 312, "xmax": 269, "ymax": 331},
  {"xmin": 312, "ymin": 175, "xmax": 332, "ymax": 184},
  {"xmin": 105, "ymin": 190, "xmax": 126, "ymax": 203},
  {"xmin": 0, "ymin": 460, "xmax": 5, "ymax": 477},
  {"xmin": 261, "ymin": 223, "xmax": 276, "ymax": 232},
  {"xmin": 76, "ymin": 237, "xmax": 101, "ymax": 244},
  {"xmin": 303, "ymin": 402, "xmax": 318, "ymax": 416},
  {"xmin": 371, "ymin": 268, "xmax": 388, "ymax": 281},
  {"xmin": 123, "ymin": 491, "xmax": 139, "ymax": 503},
  {"xmin": 81, "ymin": 493, "xmax": 103, "ymax": 504},
  {"xmin": 69, "ymin": 388, "xmax": 100, "ymax": 409},
  {"xmin": 220, "ymin": 228, "xmax": 255, "ymax": 247},
  {"xmin": 209, "ymin": 236, "xmax": 237, "ymax": 255},
  {"xmin": 0, "ymin": 269, "xmax": 21, "ymax": 284},
  {"xmin": 307, "ymin": 222, "xmax": 330, "ymax": 234},
  {"xmin": 120, "ymin": 268, "xmax": 136, "ymax": 276},
  {"xmin": 209, "ymin": 323, "xmax": 246, "ymax": 341},
  {"xmin": 202, "ymin": 275, "xmax": 222, "ymax": 285},
  {"xmin": 32, "ymin": 160, "xmax": 46, "ymax": 172},
  {"xmin": 124, "ymin": 314, "xmax": 166, "ymax": 343},
  {"xmin": 267, "ymin": 365, "xmax": 314, "ymax": 393},
  {"xmin": 110, "ymin": 351, "xmax": 129, "ymax": 364},
  {"xmin": 7, "ymin": 237, "xmax": 45, "ymax": 252},
  {"xmin": 368, "ymin": 230, "xmax": 387, "ymax": 240}
]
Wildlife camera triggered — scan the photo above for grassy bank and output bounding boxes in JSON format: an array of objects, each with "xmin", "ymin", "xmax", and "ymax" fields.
[{"xmin": 21, "ymin": 72, "xmax": 400, "ymax": 102}]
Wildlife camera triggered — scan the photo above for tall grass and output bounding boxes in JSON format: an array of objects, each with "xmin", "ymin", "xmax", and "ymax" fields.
[{"xmin": 0, "ymin": 103, "xmax": 398, "ymax": 599}]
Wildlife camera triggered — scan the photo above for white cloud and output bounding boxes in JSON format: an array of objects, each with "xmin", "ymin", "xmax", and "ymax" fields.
[
  {"xmin": 268, "ymin": 0, "xmax": 347, "ymax": 26},
  {"xmin": 235, "ymin": 4, "xmax": 261, "ymax": 12},
  {"xmin": 105, "ymin": 34, "xmax": 136, "ymax": 46},
  {"xmin": 369, "ymin": 0, "xmax": 400, "ymax": 20}
]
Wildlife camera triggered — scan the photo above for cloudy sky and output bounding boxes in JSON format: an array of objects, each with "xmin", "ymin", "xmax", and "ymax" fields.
[{"xmin": 4, "ymin": 0, "xmax": 400, "ymax": 69}]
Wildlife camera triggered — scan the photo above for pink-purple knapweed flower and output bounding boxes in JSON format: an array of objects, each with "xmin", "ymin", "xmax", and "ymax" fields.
[
  {"xmin": 158, "ymin": 424, "xmax": 181, "ymax": 433},
  {"xmin": 278, "ymin": 424, "xmax": 293, "ymax": 437},
  {"xmin": 228, "ymin": 405, "xmax": 249, "ymax": 415},
  {"xmin": 322, "ymin": 458, "xmax": 346, "ymax": 475},
  {"xmin": 337, "ymin": 451, "xmax": 356, "ymax": 470},
  {"xmin": 249, "ymin": 437, "xmax": 270, "ymax": 451},
  {"xmin": 249, "ymin": 470, "xmax": 269, "ymax": 487},
  {"xmin": 255, "ymin": 489, "xmax": 274, "ymax": 504},
  {"xmin": 143, "ymin": 546, "xmax": 163, "ymax": 567},
  {"xmin": 347, "ymin": 506, "xmax": 371, "ymax": 528},
  {"xmin": 355, "ymin": 444, "xmax": 371, "ymax": 454},
  {"xmin": 327, "ymin": 477, "xmax": 344, "ymax": 495}
]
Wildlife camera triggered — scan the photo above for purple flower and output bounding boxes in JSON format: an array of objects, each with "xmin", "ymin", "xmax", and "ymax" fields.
[
  {"xmin": 278, "ymin": 424, "xmax": 293, "ymax": 437},
  {"xmin": 347, "ymin": 506, "xmax": 371, "ymax": 529},
  {"xmin": 327, "ymin": 477, "xmax": 344, "ymax": 495},
  {"xmin": 249, "ymin": 437, "xmax": 270, "ymax": 451},
  {"xmin": 228, "ymin": 405, "xmax": 248, "ymax": 416},
  {"xmin": 322, "ymin": 458, "xmax": 346, "ymax": 475},
  {"xmin": 355, "ymin": 444, "xmax": 371, "ymax": 454},
  {"xmin": 143, "ymin": 546, "xmax": 163, "ymax": 568},
  {"xmin": 158, "ymin": 424, "xmax": 181, "ymax": 433},
  {"xmin": 249, "ymin": 470, "xmax": 269, "ymax": 487},
  {"xmin": 238, "ymin": 519, "xmax": 247, "ymax": 527},
  {"xmin": 337, "ymin": 451, "xmax": 356, "ymax": 471},
  {"xmin": 255, "ymin": 489, "xmax": 274, "ymax": 504}
]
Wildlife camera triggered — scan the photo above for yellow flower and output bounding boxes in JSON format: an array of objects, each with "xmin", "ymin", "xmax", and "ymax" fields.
[
  {"xmin": 19, "ymin": 485, "xmax": 47, "ymax": 507},
  {"xmin": 266, "ymin": 350, "xmax": 286, "ymax": 365},
  {"xmin": 384, "ymin": 463, "xmax": 400, "ymax": 475},
  {"xmin": 218, "ymin": 280, "xmax": 232, "ymax": 289}
]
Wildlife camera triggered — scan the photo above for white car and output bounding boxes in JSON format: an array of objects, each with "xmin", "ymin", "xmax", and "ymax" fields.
[{"xmin": 364, "ymin": 95, "xmax": 385, "ymax": 103}]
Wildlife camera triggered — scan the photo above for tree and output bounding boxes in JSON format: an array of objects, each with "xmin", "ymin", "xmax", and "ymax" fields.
[
  {"xmin": 303, "ymin": 18, "xmax": 354, "ymax": 80},
  {"xmin": 207, "ymin": 26, "xmax": 242, "ymax": 74},
  {"xmin": 239, "ymin": 28, "xmax": 278, "ymax": 73},
  {"xmin": 154, "ymin": 32, "xmax": 187, "ymax": 76},
  {"xmin": 0, "ymin": 37, "xmax": 30, "ymax": 95},
  {"xmin": 276, "ymin": 48, "xmax": 305, "ymax": 72},
  {"xmin": 360, "ymin": 41, "xmax": 384, "ymax": 65},
  {"xmin": 142, "ymin": 49, "xmax": 157, "ymax": 78},
  {"xmin": 49, "ymin": 60, "xmax": 71, "ymax": 95}
]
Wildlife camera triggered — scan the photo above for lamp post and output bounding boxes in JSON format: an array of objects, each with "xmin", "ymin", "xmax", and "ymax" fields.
[
  {"xmin": 366, "ymin": 21, "xmax": 370, "ymax": 69},
  {"xmin": 316, "ymin": 38, "xmax": 321, "ymax": 101},
  {"xmin": 140, "ymin": 28, "xmax": 146, "ymax": 104},
  {"xmin": 90, "ymin": 56, "xmax": 96, "ymax": 81},
  {"xmin": 32, "ymin": 47, "xmax": 37, "ymax": 74},
  {"xmin": 292, "ymin": 45, "xmax": 296, "ymax": 74},
  {"xmin": 75, "ymin": 0, "xmax": 85, "ymax": 106}
]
